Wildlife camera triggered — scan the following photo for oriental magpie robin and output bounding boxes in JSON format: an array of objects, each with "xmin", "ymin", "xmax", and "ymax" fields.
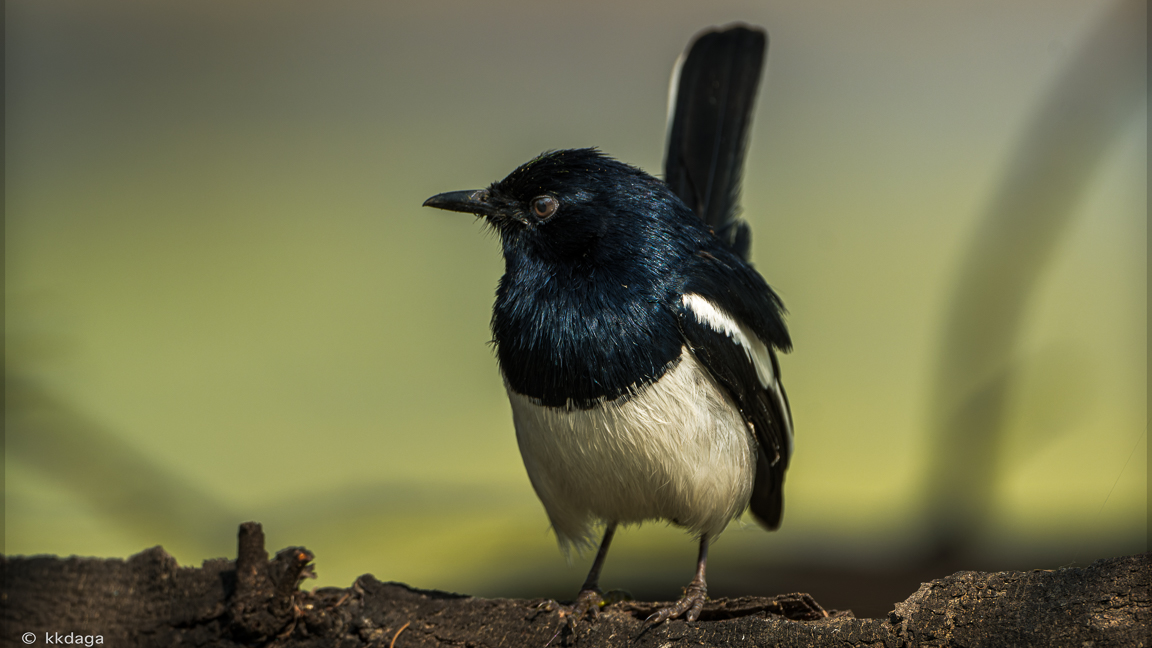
[{"xmin": 423, "ymin": 24, "xmax": 791, "ymax": 624}]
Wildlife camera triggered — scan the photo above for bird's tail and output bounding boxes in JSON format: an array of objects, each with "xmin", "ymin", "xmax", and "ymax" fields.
[{"xmin": 664, "ymin": 24, "xmax": 766, "ymax": 262}]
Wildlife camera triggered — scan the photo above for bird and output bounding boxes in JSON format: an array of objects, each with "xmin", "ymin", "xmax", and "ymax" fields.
[{"xmin": 422, "ymin": 24, "xmax": 791, "ymax": 625}]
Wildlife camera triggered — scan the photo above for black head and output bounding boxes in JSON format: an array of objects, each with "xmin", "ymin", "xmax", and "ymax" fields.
[{"xmin": 423, "ymin": 149, "xmax": 696, "ymax": 265}]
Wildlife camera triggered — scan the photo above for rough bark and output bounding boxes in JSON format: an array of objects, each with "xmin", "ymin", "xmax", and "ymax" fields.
[{"xmin": 2, "ymin": 523, "xmax": 1147, "ymax": 648}]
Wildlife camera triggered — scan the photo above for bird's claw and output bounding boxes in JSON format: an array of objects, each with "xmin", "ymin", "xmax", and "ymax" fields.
[
  {"xmin": 558, "ymin": 588, "xmax": 604, "ymax": 627},
  {"xmin": 646, "ymin": 581, "xmax": 707, "ymax": 624}
]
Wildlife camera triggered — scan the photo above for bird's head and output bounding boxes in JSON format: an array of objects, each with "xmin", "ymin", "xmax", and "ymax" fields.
[{"xmin": 424, "ymin": 148, "xmax": 687, "ymax": 264}]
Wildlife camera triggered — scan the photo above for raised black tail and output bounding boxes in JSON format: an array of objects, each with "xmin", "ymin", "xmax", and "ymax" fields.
[{"xmin": 664, "ymin": 24, "xmax": 766, "ymax": 262}]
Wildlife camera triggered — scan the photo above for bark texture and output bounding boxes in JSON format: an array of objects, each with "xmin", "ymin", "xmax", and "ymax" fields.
[{"xmin": 2, "ymin": 523, "xmax": 1147, "ymax": 647}]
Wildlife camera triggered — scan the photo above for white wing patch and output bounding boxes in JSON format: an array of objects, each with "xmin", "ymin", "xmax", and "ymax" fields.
[
  {"xmin": 682, "ymin": 293, "xmax": 774, "ymax": 387},
  {"xmin": 681, "ymin": 293, "xmax": 794, "ymax": 452}
]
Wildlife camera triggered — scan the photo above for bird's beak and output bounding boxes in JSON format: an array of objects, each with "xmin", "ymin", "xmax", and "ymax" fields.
[{"xmin": 422, "ymin": 189, "xmax": 496, "ymax": 217}]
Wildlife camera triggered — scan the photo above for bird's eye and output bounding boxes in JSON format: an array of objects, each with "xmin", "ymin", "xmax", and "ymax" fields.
[{"xmin": 531, "ymin": 195, "xmax": 559, "ymax": 220}]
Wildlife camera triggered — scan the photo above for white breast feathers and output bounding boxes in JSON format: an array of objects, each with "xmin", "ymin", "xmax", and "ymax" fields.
[{"xmin": 505, "ymin": 348, "xmax": 756, "ymax": 551}]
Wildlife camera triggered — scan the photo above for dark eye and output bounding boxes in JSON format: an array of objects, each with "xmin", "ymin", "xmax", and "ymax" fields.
[{"xmin": 531, "ymin": 195, "xmax": 559, "ymax": 220}]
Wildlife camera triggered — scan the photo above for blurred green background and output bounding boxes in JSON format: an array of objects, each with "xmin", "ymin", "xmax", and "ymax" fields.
[{"xmin": 5, "ymin": 0, "xmax": 1146, "ymax": 616}]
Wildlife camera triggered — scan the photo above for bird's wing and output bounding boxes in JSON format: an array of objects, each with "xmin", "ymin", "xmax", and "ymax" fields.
[
  {"xmin": 675, "ymin": 291, "xmax": 792, "ymax": 529},
  {"xmin": 664, "ymin": 24, "xmax": 766, "ymax": 262}
]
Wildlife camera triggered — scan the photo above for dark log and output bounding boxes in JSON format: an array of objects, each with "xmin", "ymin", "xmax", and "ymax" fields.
[{"xmin": 2, "ymin": 523, "xmax": 1147, "ymax": 647}]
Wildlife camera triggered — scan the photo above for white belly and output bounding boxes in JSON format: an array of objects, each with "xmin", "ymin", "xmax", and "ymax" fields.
[{"xmin": 506, "ymin": 348, "xmax": 756, "ymax": 550}]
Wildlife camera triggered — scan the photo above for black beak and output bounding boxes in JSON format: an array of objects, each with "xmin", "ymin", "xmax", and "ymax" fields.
[{"xmin": 422, "ymin": 189, "xmax": 496, "ymax": 217}]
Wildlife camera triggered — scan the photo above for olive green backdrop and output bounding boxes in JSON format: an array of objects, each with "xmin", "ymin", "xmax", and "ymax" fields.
[{"xmin": 5, "ymin": 0, "xmax": 1146, "ymax": 605}]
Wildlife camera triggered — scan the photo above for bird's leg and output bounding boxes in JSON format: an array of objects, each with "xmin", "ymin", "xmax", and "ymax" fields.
[
  {"xmin": 565, "ymin": 522, "xmax": 617, "ymax": 623},
  {"xmin": 647, "ymin": 535, "xmax": 709, "ymax": 624}
]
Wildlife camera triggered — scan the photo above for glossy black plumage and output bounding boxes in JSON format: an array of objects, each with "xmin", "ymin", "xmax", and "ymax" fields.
[
  {"xmin": 427, "ymin": 145, "xmax": 792, "ymax": 527},
  {"xmin": 423, "ymin": 23, "xmax": 791, "ymax": 623},
  {"xmin": 665, "ymin": 25, "xmax": 766, "ymax": 260},
  {"xmin": 481, "ymin": 150, "xmax": 789, "ymax": 414}
]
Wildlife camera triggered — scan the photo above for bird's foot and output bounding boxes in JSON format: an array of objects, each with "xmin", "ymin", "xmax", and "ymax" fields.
[
  {"xmin": 558, "ymin": 588, "xmax": 604, "ymax": 627},
  {"xmin": 646, "ymin": 580, "xmax": 707, "ymax": 624}
]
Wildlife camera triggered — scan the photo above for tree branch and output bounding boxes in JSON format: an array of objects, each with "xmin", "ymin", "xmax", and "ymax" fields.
[{"xmin": 2, "ymin": 523, "xmax": 1147, "ymax": 647}]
